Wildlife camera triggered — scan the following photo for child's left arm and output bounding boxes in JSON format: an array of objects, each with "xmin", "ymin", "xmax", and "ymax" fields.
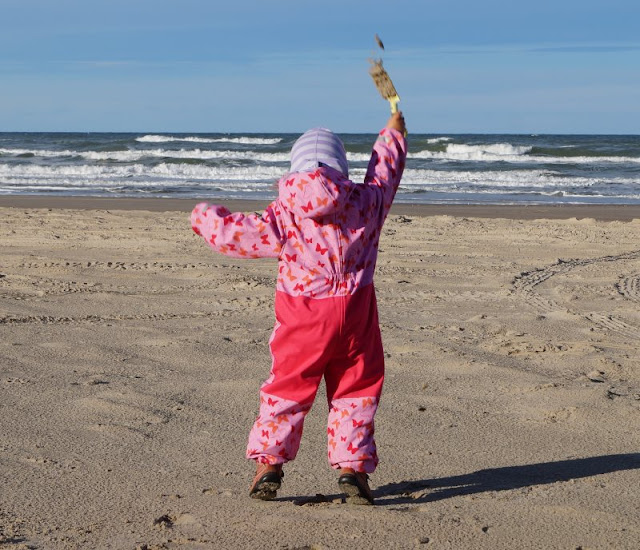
[{"xmin": 191, "ymin": 201, "xmax": 284, "ymax": 258}]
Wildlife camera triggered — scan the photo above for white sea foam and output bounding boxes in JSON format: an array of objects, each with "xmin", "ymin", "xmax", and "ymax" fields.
[
  {"xmin": 0, "ymin": 147, "xmax": 292, "ymax": 163},
  {"xmin": 395, "ymin": 168, "xmax": 640, "ymax": 190},
  {"xmin": 0, "ymin": 181, "xmax": 276, "ymax": 194},
  {"xmin": 410, "ymin": 143, "xmax": 532, "ymax": 162},
  {"xmin": 86, "ymin": 148, "xmax": 291, "ymax": 162},
  {"xmin": 0, "ymin": 148, "xmax": 80, "ymax": 158},
  {"xmin": 0, "ymin": 148, "xmax": 378, "ymax": 164},
  {"xmin": 426, "ymin": 137, "xmax": 453, "ymax": 144},
  {"xmin": 395, "ymin": 168, "xmax": 555, "ymax": 188},
  {"xmin": 136, "ymin": 135, "xmax": 283, "ymax": 145},
  {"xmin": 346, "ymin": 152, "xmax": 377, "ymax": 163},
  {"xmin": 2, "ymin": 162, "xmax": 639, "ymax": 201},
  {"xmin": 0, "ymin": 162, "xmax": 285, "ymax": 182},
  {"xmin": 135, "ymin": 135, "xmax": 176, "ymax": 143},
  {"xmin": 2, "ymin": 144, "xmax": 639, "ymax": 166},
  {"xmin": 409, "ymin": 143, "xmax": 640, "ymax": 164},
  {"xmin": 449, "ymin": 143, "xmax": 533, "ymax": 156},
  {"xmin": 1, "ymin": 161, "xmax": 636, "ymax": 190}
]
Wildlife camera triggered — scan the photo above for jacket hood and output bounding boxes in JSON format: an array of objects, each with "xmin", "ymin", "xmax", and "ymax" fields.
[
  {"xmin": 290, "ymin": 128, "xmax": 349, "ymax": 178},
  {"xmin": 278, "ymin": 166, "xmax": 354, "ymax": 220}
]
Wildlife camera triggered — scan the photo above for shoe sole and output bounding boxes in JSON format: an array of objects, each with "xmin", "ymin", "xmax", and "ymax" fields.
[
  {"xmin": 250, "ymin": 472, "xmax": 282, "ymax": 501},
  {"xmin": 250, "ymin": 481, "xmax": 280, "ymax": 500},
  {"xmin": 338, "ymin": 478, "xmax": 374, "ymax": 505}
]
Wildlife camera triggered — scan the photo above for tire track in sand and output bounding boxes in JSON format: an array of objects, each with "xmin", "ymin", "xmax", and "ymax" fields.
[
  {"xmin": 512, "ymin": 249, "xmax": 640, "ymax": 339},
  {"xmin": 0, "ymin": 302, "xmax": 271, "ymax": 325},
  {"xmin": 616, "ymin": 274, "xmax": 640, "ymax": 303}
]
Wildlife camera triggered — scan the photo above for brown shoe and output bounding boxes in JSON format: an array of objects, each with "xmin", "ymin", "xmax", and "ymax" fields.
[
  {"xmin": 338, "ymin": 468, "xmax": 374, "ymax": 505},
  {"xmin": 249, "ymin": 463, "xmax": 283, "ymax": 500}
]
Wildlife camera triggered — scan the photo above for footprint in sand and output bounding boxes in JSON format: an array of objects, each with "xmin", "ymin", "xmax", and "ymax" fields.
[
  {"xmin": 74, "ymin": 390, "xmax": 171, "ymax": 438},
  {"xmin": 543, "ymin": 407, "xmax": 577, "ymax": 423}
]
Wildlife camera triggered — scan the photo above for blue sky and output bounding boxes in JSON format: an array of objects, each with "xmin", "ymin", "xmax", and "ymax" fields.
[{"xmin": 1, "ymin": 0, "xmax": 639, "ymax": 133}]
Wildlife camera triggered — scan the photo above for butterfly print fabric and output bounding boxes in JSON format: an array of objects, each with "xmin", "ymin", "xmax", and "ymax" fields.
[{"xmin": 191, "ymin": 127, "xmax": 406, "ymax": 473}]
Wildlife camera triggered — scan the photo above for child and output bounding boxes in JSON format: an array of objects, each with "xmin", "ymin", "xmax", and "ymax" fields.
[{"xmin": 191, "ymin": 112, "xmax": 407, "ymax": 504}]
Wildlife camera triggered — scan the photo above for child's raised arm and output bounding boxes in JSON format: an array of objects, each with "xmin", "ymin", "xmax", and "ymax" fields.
[
  {"xmin": 363, "ymin": 112, "xmax": 407, "ymax": 213},
  {"xmin": 385, "ymin": 111, "xmax": 407, "ymax": 136},
  {"xmin": 191, "ymin": 201, "xmax": 284, "ymax": 259}
]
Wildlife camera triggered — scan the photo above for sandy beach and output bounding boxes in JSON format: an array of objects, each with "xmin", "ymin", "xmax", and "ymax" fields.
[{"xmin": 1, "ymin": 197, "xmax": 639, "ymax": 549}]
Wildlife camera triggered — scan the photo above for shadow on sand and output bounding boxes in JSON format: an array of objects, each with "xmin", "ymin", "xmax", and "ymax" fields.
[{"xmin": 373, "ymin": 453, "xmax": 640, "ymax": 505}]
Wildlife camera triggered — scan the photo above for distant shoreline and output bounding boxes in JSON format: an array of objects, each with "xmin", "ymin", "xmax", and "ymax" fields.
[{"xmin": 2, "ymin": 195, "xmax": 640, "ymax": 221}]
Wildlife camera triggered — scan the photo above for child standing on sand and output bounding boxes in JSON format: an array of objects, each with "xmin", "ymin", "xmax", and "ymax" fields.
[{"xmin": 191, "ymin": 112, "xmax": 407, "ymax": 504}]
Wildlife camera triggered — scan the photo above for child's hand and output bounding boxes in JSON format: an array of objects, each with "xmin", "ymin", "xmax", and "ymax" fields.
[{"xmin": 386, "ymin": 111, "xmax": 406, "ymax": 135}]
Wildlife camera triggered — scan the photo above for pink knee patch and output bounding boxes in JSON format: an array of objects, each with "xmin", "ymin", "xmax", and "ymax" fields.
[
  {"xmin": 327, "ymin": 397, "xmax": 379, "ymax": 473},
  {"xmin": 246, "ymin": 392, "xmax": 311, "ymax": 465}
]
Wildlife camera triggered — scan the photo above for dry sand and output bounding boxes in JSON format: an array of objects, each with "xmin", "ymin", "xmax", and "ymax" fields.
[{"xmin": 1, "ymin": 198, "xmax": 639, "ymax": 549}]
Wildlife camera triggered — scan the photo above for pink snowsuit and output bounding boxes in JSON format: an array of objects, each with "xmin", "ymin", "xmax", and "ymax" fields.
[{"xmin": 191, "ymin": 127, "xmax": 407, "ymax": 473}]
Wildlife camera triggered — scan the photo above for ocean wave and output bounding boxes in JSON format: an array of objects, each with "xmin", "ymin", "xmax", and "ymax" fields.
[
  {"xmin": 0, "ymin": 146, "xmax": 376, "ymax": 164},
  {"xmin": 0, "ymin": 162, "xmax": 285, "ymax": 182},
  {"xmin": 2, "ymin": 163, "xmax": 638, "ymax": 201},
  {"xmin": 0, "ymin": 147, "xmax": 292, "ymax": 163},
  {"xmin": 0, "ymin": 182, "xmax": 277, "ymax": 197},
  {"xmin": 1, "ymin": 162, "xmax": 637, "ymax": 191},
  {"xmin": 410, "ymin": 143, "xmax": 532, "ymax": 161},
  {"xmin": 396, "ymin": 168, "xmax": 640, "ymax": 190},
  {"xmin": 136, "ymin": 135, "xmax": 283, "ymax": 145},
  {"xmin": 3, "ymin": 143, "xmax": 638, "ymax": 167},
  {"xmin": 393, "ymin": 187, "xmax": 640, "ymax": 202},
  {"xmin": 0, "ymin": 147, "xmax": 80, "ymax": 158},
  {"xmin": 346, "ymin": 152, "xmax": 377, "ymax": 163},
  {"xmin": 84, "ymin": 148, "xmax": 291, "ymax": 162},
  {"xmin": 409, "ymin": 143, "xmax": 640, "ymax": 164}
]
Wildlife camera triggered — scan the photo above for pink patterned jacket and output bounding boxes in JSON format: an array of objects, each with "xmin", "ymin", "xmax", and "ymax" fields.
[{"xmin": 191, "ymin": 127, "xmax": 407, "ymax": 298}]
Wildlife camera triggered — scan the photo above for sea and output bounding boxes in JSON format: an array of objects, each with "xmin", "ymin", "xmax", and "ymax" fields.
[{"xmin": 0, "ymin": 132, "xmax": 638, "ymax": 205}]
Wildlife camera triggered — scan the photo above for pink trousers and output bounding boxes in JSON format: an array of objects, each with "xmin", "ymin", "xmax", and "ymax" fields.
[{"xmin": 246, "ymin": 284, "xmax": 384, "ymax": 473}]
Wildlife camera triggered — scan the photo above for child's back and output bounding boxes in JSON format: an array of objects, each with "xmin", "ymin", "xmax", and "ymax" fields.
[{"xmin": 192, "ymin": 125, "xmax": 405, "ymax": 297}]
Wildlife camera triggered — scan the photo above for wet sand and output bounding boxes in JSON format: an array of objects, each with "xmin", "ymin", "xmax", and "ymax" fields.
[{"xmin": 3, "ymin": 195, "xmax": 640, "ymax": 221}]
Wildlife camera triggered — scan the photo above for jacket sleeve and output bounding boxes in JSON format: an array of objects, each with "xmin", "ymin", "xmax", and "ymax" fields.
[
  {"xmin": 363, "ymin": 127, "xmax": 407, "ymax": 214},
  {"xmin": 190, "ymin": 201, "xmax": 284, "ymax": 258}
]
